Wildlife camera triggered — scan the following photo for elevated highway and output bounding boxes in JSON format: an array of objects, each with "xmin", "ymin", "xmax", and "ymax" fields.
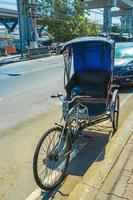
[
  {"xmin": 0, "ymin": 8, "xmax": 18, "ymax": 33},
  {"xmin": 83, "ymin": 0, "xmax": 133, "ymax": 35},
  {"xmin": 0, "ymin": 8, "xmax": 17, "ymax": 19},
  {"xmin": 84, "ymin": 0, "xmax": 133, "ymax": 10}
]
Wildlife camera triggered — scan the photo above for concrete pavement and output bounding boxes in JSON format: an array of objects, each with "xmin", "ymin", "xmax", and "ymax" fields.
[
  {"xmin": 0, "ymin": 55, "xmax": 64, "ymax": 131},
  {"xmin": 26, "ymin": 89, "xmax": 133, "ymax": 200},
  {"xmin": 94, "ymin": 133, "xmax": 133, "ymax": 200},
  {"xmin": 0, "ymin": 88, "xmax": 132, "ymax": 200},
  {"xmin": 0, "ymin": 106, "xmax": 61, "ymax": 200},
  {"xmin": 63, "ymin": 109, "xmax": 133, "ymax": 200},
  {"xmin": 0, "ymin": 55, "xmax": 133, "ymax": 200}
]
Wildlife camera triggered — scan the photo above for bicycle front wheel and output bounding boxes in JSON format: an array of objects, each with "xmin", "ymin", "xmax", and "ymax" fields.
[
  {"xmin": 112, "ymin": 93, "xmax": 120, "ymax": 134},
  {"xmin": 33, "ymin": 126, "xmax": 70, "ymax": 190}
]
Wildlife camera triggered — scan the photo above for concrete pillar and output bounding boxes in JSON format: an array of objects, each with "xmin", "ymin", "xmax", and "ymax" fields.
[
  {"xmin": 103, "ymin": 6, "xmax": 112, "ymax": 33},
  {"xmin": 17, "ymin": 0, "xmax": 34, "ymax": 53},
  {"xmin": 111, "ymin": 0, "xmax": 117, "ymax": 7},
  {"xmin": 23, "ymin": 0, "xmax": 33, "ymax": 45},
  {"xmin": 126, "ymin": 12, "xmax": 132, "ymax": 37},
  {"xmin": 120, "ymin": 16, "xmax": 126, "ymax": 36},
  {"xmin": 17, "ymin": 0, "xmax": 26, "ymax": 58}
]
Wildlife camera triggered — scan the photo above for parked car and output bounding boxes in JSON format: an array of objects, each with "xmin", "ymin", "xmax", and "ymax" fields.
[
  {"xmin": 114, "ymin": 42, "xmax": 133, "ymax": 86},
  {"xmin": 37, "ymin": 38, "xmax": 52, "ymax": 47},
  {"xmin": 56, "ymin": 43, "xmax": 64, "ymax": 54},
  {"xmin": 49, "ymin": 43, "xmax": 57, "ymax": 55},
  {"xmin": 49, "ymin": 43, "xmax": 64, "ymax": 55}
]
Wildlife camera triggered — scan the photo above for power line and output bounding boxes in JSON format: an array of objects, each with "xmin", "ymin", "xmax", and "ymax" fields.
[{"xmin": 22, "ymin": 1, "xmax": 103, "ymax": 24}]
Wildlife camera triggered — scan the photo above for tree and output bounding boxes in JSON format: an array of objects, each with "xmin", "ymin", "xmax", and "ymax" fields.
[
  {"xmin": 38, "ymin": 0, "xmax": 100, "ymax": 42},
  {"xmin": 74, "ymin": 0, "xmax": 84, "ymax": 16}
]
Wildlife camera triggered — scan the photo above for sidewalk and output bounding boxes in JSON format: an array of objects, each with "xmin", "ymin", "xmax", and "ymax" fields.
[
  {"xmin": 0, "ymin": 54, "xmax": 22, "ymax": 66},
  {"xmin": 0, "ymin": 52, "xmax": 51, "ymax": 66},
  {"xmin": 66, "ymin": 109, "xmax": 133, "ymax": 200},
  {"xmin": 95, "ymin": 133, "xmax": 133, "ymax": 200}
]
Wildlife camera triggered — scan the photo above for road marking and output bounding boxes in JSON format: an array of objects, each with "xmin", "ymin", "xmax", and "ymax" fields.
[
  {"xmin": 120, "ymin": 93, "xmax": 132, "ymax": 108},
  {"xmin": 0, "ymin": 97, "xmax": 3, "ymax": 101},
  {"xmin": 25, "ymin": 143, "xmax": 86, "ymax": 200},
  {"xmin": 25, "ymin": 91, "xmax": 132, "ymax": 200},
  {"xmin": 25, "ymin": 188, "xmax": 41, "ymax": 200}
]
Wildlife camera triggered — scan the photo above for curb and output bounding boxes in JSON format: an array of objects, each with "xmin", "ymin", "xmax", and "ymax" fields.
[
  {"xmin": 0, "ymin": 56, "xmax": 26, "ymax": 67},
  {"xmin": 66, "ymin": 110, "xmax": 133, "ymax": 200},
  {"xmin": 0, "ymin": 53, "xmax": 51, "ymax": 67}
]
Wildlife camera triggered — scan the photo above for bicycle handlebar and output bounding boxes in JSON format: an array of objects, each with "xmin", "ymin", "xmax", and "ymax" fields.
[
  {"xmin": 51, "ymin": 93, "xmax": 63, "ymax": 98},
  {"xmin": 51, "ymin": 94, "xmax": 106, "ymax": 104}
]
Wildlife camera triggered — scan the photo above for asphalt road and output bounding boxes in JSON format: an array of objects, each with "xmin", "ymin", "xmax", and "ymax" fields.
[
  {"xmin": 0, "ymin": 55, "xmax": 64, "ymax": 130},
  {"xmin": 0, "ymin": 55, "xmax": 133, "ymax": 200}
]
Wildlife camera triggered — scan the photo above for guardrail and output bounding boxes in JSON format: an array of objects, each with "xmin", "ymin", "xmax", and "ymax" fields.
[{"xmin": 27, "ymin": 47, "xmax": 50, "ymax": 59}]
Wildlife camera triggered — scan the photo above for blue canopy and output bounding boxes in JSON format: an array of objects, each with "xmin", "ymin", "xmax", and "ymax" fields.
[{"xmin": 61, "ymin": 37, "xmax": 115, "ymax": 73}]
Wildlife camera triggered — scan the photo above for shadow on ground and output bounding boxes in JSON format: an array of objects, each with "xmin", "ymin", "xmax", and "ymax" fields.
[{"xmin": 40, "ymin": 125, "xmax": 112, "ymax": 199}]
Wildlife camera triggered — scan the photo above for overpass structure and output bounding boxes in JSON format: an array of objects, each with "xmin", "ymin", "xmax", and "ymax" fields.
[
  {"xmin": 0, "ymin": 8, "xmax": 18, "ymax": 33},
  {"xmin": 83, "ymin": 0, "xmax": 133, "ymax": 9},
  {"xmin": 0, "ymin": 8, "xmax": 17, "ymax": 18},
  {"xmin": 83, "ymin": 0, "xmax": 133, "ymax": 36},
  {"xmin": 0, "ymin": 1, "xmax": 38, "ymax": 58},
  {"xmin": 1, "ymin": 0, "xmax": 133, "ymax": 58}
]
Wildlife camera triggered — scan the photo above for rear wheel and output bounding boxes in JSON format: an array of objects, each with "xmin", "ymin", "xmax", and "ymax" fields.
[
  {"xmin": 33, "ymin": 126, "xmax": 70, "ymax": 190},
  {"xmin": 112, "ymin": 93, "xmax": 119, "ymax": 134}
]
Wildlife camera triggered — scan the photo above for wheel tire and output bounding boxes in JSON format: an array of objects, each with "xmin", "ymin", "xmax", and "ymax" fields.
[
  {"xmin": 33, "ymin": 126, "xmax": 70, "ymax": 190},
  {"xmin": 112, "ymin": 93, "xmax": 120, "ymax": 134}
]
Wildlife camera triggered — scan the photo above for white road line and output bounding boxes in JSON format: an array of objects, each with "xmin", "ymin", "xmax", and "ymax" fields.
[
  {"xmin": 120, "ymin": 93, "xmax": 132, "ymax": 108},
  {"xmin": 25, "ymin": 188, "xmax": 41, "ymax": 200},
  {"xmin": 25, "ymin": 144, "xmax": 86, "ymax": 200},
  {"xmin": 25, "ymin": 91, "xmax": 133, "ymax": 200}
]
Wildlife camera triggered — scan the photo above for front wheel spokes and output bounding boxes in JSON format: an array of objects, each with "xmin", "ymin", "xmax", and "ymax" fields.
[
  {"xmin": 112, "ymin": 93, "xmax": 119, "ymax": 133},
  {"xmin": 33, "ymin": 126, "xmax": 70, "ymax": 190},
  {"xmin": 48, "ymin": 134, "xmax": 66, "ymax": 162}
]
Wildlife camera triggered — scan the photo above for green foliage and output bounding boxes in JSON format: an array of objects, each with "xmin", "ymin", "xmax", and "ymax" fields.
[
  {"xmin": 68, "ymin": 16, "xmax": 99, "ymax": 38},
  {"xmin": 38, "ymin": 0, "xmax": 100, "ymax": 42}
]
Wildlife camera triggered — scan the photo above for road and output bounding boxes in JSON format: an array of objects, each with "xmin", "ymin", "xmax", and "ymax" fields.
[
  {"xmin": 0, "ymin": 56, "xmax": 133, "ymax": 200},
  {"xmin": 0, "ymin": 55, "xmax": 64, "ymax": 130}
]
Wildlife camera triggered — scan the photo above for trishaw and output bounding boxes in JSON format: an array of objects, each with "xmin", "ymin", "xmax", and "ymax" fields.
[{"xmin": 33, "ymin": 37, "xmax": 119, "ymax": 190}]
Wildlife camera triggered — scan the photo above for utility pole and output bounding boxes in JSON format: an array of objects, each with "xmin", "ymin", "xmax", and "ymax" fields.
[
  {"xmin": 28, "ymin": 0, "xmax": 38, "ymax": 48},
  {"xmin": 17, "ymin": 0, "xmax": 32, "ymax": 58},
  {"xmin": 31, "ymin": 0, "xmax": 37, "ymax": 39},
  {"xmin": 17, "ymin": 0, "xmax": 39, "ymax": 58},
  {"xmin": 103, "ymin": 0, "xmax": 117, "ymax": 34},
  {"xmin": 17, "ymin": 0, "xmax": 25, "ymax": 59},
  {"xmin": 120, "ymin": 16, "xmax": 126, "ymax": 37},
  {"xmin": 103, "ymin": 6, "xmax": 112, "ymax": 34},
  {"xmin": 126, "ymin": 11, "xmax": 132, "ymax": 37}
]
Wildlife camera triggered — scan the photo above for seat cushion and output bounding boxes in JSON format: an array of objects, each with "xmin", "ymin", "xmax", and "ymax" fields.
[
  {"xmin": 76, "ymin": 70, "xmax": 110, "ymax": 86},
  {"xmin": 65, "ymin": 69, "xmax": 110, "ymax": 98},
  {"xmin": 71, "ymin": 85, "xmax": 106, "ymax": 98}
]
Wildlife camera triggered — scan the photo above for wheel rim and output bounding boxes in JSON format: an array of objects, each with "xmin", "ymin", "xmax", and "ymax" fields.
[
  {"xmin": 113, "ymin": 95, "xmax": 119, "ymax": 131},
  {"xmin": 35, "ymin": 128, "xmax": 69, "ymax": 188}
]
